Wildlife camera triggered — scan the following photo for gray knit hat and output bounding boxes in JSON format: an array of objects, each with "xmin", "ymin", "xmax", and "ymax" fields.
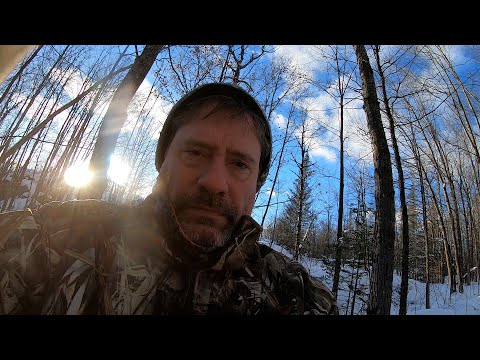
[{"xmin": 155, "ymin": 83, "xmax": 272, "ymax": 191}]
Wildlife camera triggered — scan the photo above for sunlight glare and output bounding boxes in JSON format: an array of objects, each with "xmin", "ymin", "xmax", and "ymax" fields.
[
  {"xmin": 64, "ymin": 163, "xmax": 93, "ymax": 188},
  {"xmin": 107, "ymin": 155, "xmax": 130, "ymax": 186}
]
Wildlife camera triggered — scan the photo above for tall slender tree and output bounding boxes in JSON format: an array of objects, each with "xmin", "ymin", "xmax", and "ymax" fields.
[
  {"xmin": 79, "ymin": 45, "xmax": 164, "ymax": 199},
  {"xmin": 354, "ymin": 45, "xmax": 396, "ymax": 315},
  {"xmin": 372, "ymin": 45, "xmax": 411, "ymax": 315},
  {"xmin": 274, "ymin": 150, "xmax": 316, "ymax": 260}
]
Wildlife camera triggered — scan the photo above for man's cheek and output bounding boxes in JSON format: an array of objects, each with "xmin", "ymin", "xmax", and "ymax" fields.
[
  {"xmin": 155, "ymin": 167, "xmax": 173, "ymax": 194},
  {"xmin": 244, "ymin": 192, "xmax": 256, "ymax": 214}
]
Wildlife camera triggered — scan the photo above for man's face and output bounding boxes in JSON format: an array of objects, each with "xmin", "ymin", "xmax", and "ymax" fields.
[{"xmin": 158, "ymin": 102, "xmax": 261, "ymax": 249}]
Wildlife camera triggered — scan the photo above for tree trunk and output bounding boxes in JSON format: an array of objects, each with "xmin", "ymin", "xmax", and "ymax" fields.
[
  {"xmin": 442, "ymin": 181, "xmax": 464, "ymax": 293},
  {"xmin": 79, "ymin": 45, "xmax": 164, "ymax": 199},
  {"xmin": 427, "ymin": 122, "xmax": 465, "ymax": 293},
  {"xmin": 294, "ymin": 124, "xmax": 307, "ymax": 261},
  {"xmin": 418, "ymin": 156, "xmax": 431, "ymax": 309},
  {"xmin": 423, "ymin": 167, "xmax": 456, "ymax": 293},
  {"xmin": 354, "ymin": 45, "xmax": 396, "ymax": 315},
  {"xmin": 332, "ymin": 91, "xmax": 344, "ymax": 297},
  {"xmin": 261, "ymin": 103, "xmax": 292, "ymax": 226},
  {"xmin": 321, "ymin": 45, "xmax": 356, "ymax": 300},
  {"xmin": 373, "ymin": 45, "xmax": 411, "ymax": 315}
]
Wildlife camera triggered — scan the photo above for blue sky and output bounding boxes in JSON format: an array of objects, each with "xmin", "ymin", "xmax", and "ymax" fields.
[
  {"xmin": 252, "ymin": 45, "xmax": 477, "ymax": 225},
  {"xmin": 10, "ymin": 45, "xmax": 476, "ymax": 226}
]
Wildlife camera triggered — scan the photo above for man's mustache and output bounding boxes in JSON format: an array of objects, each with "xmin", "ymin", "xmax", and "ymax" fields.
[{"xmin": 173, "ymin": 191, "xmax": 237, "ymax": 223}]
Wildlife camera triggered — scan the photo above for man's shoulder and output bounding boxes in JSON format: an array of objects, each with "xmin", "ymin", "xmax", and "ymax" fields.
[
  {"xmin": 0, "ymin": 208, "xmax": 36, "ymax": 228},
  {"xmin": 33, "ymin": 199, "xmax": 137, "ymax": 255},
  {"xmin": 34, "ymin": 199, "xmax": 127, "ymax": 221},
  {"xmin": 256, "ymin": 242, "xmax": 308, "ymax": 277},
  {"xmin": 1, "ymin": 200, "xmax": 132, "ymax": 252},
  {"xmin": 34, "ymin": 199, "xmax": 130, "ymax": 234},
  {"xmin": 0, "ymin": 208, "xmax": 38, "ymax": 247}
]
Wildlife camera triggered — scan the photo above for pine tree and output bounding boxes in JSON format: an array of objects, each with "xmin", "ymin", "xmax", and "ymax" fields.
[{"xmin": 274, "ymin": 152, "xmax": 317, "ymax": 259}]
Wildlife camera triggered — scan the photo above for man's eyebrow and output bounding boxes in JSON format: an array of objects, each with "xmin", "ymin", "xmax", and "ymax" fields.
[
  {"xmin": 228, "ymin": 150, "xmax": 257, "ymax": 166},
  {"xmin": 183, "ymin": 139, "xmax": 215, "ymax": 151},
  {"xmin": 183, "ymin": 139, "xmax": 257, "ymax": 165}
]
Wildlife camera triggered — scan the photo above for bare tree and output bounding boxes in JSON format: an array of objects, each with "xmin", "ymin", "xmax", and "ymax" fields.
[
  {"xmin": 293, "ymin": 118, "xmax": 315, "ymax": 260},
  {"xmin": 354, "ymin": 45, "xmax": 396, "ymax": 315},
  {"xmin": 226, "ymin": 45, "xmax": 268, "ymax": 86},
  {"xmin": 79, "ymin": 45, "xmax": 164, "ymax": 199},
  {"xmin": 260, "ymin": 100, "xmax": 294, "ymax": 226},
  {"xmin": 0, "ymin": 61, "xmax": 132, "ymax": 168},
  {"xmin": 372, "ymin": 45, "xmax": 412, "ymax": 314},
  {"xmin": 0, "ymin": 46, "xmax": 43, "ymax": 106},
  {"xmin": 306, "ymin": 45, "xmax": 357, "ymax": 298}
]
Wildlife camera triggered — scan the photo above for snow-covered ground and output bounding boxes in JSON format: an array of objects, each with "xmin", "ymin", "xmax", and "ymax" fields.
[{"xmin": 260, "ymin": 238, "xmax": 480, "ymax": 315}]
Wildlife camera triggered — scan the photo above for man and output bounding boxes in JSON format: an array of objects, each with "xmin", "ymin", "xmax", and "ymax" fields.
[{"xmin": 0, "ymin": 83, "xmax": 338, "ymax": 315}]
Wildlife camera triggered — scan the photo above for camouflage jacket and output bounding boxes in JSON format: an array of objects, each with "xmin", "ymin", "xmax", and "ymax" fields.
[{"xmin": 0, "ymin": 199, "xmax": 338, "ymax": 315}]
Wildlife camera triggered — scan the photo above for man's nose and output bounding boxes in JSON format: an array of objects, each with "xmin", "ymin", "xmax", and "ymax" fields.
[{"xmin": 197, "ymin": 159, "xmax": 228, "ymax": 195}]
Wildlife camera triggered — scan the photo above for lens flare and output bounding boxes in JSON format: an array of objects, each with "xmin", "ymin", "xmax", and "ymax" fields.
[
  {"xmin": 107, "ymin": 155, "xmax": 130, "ymax": 186},
  {"xmin": 64, "ymin": 163, "xmax": 93, "ymax": 188}
]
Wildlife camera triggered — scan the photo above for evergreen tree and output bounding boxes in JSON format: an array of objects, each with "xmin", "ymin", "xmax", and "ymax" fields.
[{"xmin": 274, "ymin": 152, "xmax": 317, "ymax": 259}]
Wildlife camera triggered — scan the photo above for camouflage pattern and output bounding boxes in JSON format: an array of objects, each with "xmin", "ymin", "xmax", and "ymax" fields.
[{"xmin": 0, "ymin": 199, "xmax": 338, "ymax": 315}]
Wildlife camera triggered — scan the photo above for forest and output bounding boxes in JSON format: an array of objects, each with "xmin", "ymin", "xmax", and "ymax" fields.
[{"xmin": 1, "ymin": 45, "xmax": 479, "ymax": 315}]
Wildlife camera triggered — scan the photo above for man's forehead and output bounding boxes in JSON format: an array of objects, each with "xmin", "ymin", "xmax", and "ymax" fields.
[
  {"xmin": 181, "ymin": 102, "xmax": 258, "ymax": 137},
  {"xmin": 194, "ymin": 98, "xmax": 249, "ymax": 119}
]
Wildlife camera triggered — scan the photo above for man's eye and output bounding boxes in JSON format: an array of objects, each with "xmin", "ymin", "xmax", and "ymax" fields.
[
  {"xmin": 186, "ymin": 150, "xmax": 202, "ymax": 157},
  {"xmin": 230, "ymin": 161, "xmax": 252, "ymax": 180},
  {"xmin": 234, "ymin": 161, "xmax": 248, "ymax": 169},
  {"xmin": 231, "ymin": 161, "xmax": 250, "ymax": 174},
  {"xmin": 181, "ymin": 149, "xmax": 204, "ymax": 164}
]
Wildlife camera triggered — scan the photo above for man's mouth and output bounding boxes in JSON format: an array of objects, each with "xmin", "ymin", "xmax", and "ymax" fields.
[{"xmin": 187, "ymin": 206, "xmax": 226, "ymax": 218}]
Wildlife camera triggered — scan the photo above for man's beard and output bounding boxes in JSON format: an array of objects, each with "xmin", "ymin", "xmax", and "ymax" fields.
[{"xmin": 159, "ymin": 190, "xmax": 238, "ymax": 250}]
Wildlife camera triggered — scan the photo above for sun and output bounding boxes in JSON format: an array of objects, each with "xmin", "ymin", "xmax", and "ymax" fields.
[
  {"xmin": 64, "ymin": 163, "xmax": 93, "ymax": 188},
  {"xmin": 107, "ymin": 155, "xmax": 130, "ymax": 186},
  {"xmin": 64, "ymin": 155, "xmax": 130, "ymax": 188}
]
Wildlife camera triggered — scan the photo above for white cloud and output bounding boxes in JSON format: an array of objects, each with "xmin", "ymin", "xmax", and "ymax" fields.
[
  {"xmin": 123, "ymin": 77, "xmax": 173, "ymax": 140},
  {"xmin": 294, "ymin": 84, "xmax": 372, "ymax": 164},
  {"xmin": 50, "ymin": 67, "xmax": 92, "ymax": 101},
  {"xmin": 273, "ymin": 45, "xmax": 322, "ymax": 73},
  {"xmin": 270, "ymin": 45, "xmax": 372, "ymax": 164},
  {"xmin": 309, "ymin": 140, "xmax": 337, "ymax": 161},
  {"xmin": 272, "ymin": 45, "xmax": 327, "ymax": 86},
  {"xmin": 265, "ymin": 188, "xmax": 277, "ymax": 196},
  {"xmin": 273, "ymin": 112, "xmax": 287, "ymax": 130},
  {"xmin": 444, "ymin": 45, "xmax": 468, "ymax": 66},
  {"xmin": 15, "ymin": 92, "xmax": 68, "ymax": 129}
]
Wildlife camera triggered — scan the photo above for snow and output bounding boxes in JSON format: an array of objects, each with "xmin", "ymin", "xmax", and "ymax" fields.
[{"xmin": 259, "ymin": 238, "xmax": 480, "ymax": 315}]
